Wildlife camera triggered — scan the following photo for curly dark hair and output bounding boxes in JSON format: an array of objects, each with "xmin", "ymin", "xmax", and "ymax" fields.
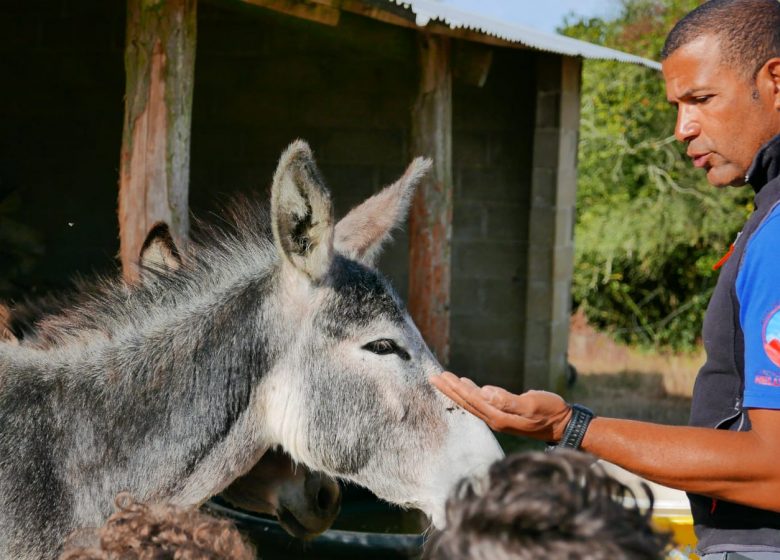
[
  {"xmin": 59, "ymin": 493, "xmax": 256, "ymax": 560},
  {"xmin": 424, "ymin": 450, "xmax": 671, "ymax": 560}
]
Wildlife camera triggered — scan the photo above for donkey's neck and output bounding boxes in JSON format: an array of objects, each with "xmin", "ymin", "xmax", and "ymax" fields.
[{"xmin": 0, "ymin": 273, "xmax": 282, "ymax": 524}]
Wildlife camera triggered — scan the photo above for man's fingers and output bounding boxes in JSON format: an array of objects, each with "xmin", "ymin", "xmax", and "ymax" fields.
[
  {"xmin": 481, "ymin": 385, "xmax": 525, "ymax": 413},
  {"xmin": 430, "ymin": 374, "xmax": 491, "ymax": 423},
  {"xmin": 460, "ymin": 377, "xmax": 479, "ymax": 389}
]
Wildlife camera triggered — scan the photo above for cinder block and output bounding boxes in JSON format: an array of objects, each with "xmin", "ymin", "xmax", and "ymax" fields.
[
  {"xmin": 528, "ymin": 206, "xmax": 557, "ymax": 244},
  {"xmin": 453, "ymin": 131, "xmax": 490, "ymax": 168},
  {"xmin": 525, "ymin": 280, "xmax": 554, "ymax": 321},
  {"xmin": 456, "ymin": 167, "xmax": 529, "ymax": 204},
  {"xmin": 450, "ymin": 276, "xmax": 485, "ymax": 316},
  {"xmin": 454, "ymin": 240, "xmax": 525, "ymax": 280},
  {"xmin": 532, "ymin": 128, "xmax": 561, "ymax": 169},
  {"xmin": 484, "ymin": 202, "xmax": 527, "ymax": 241},
  {"xmin": 531, "ymin": 167, "xmax": 558, "ymax": 207},
  {"xmin": 481, "ymin": 277, "xmax": 525, "ymax": 321},
  {"xmin": 453, "ymin": 201, "xmax": 486, "ymax": 241},
  {"xmin": 553, "ymin": 245, "xmax": 575, "ymax": 282},
  {"xmin": 535, "ymin": 90, "xmax": 561, "ymax": 129}
]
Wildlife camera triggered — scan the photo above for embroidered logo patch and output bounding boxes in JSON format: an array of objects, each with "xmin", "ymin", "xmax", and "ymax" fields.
[{"xmin": 762, "ymin": 305, "xmax": 780, "ymax": 368}]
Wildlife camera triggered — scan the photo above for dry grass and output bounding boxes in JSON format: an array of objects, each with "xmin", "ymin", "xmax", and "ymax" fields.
[{"xmin": 567, "ymin": 311, "xmax": 701, "ymax": 425}]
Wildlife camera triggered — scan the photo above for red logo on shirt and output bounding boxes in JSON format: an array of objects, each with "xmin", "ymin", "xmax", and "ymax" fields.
[{"xmin": 762, "ymin": 305, "xmax": 780, "ymax": 368}]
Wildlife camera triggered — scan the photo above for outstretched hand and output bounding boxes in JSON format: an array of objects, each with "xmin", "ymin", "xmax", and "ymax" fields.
[{"xmin": 429, "ymin": 372, "xmax": 572, "ymax": 442}]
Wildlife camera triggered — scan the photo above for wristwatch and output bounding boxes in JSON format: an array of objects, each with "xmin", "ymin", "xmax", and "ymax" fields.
[{"xmin": 548, "ymin": 404, "xmax": 595, "ymax": 451}]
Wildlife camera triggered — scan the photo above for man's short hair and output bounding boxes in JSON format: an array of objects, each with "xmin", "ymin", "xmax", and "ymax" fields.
[
  {"xmin": 424, "ymin": 450, "xmax": 670, "ymax": 560},
  {"xmin": 661, "ymin": 0, "xmax": 780, "ymax": 80}
]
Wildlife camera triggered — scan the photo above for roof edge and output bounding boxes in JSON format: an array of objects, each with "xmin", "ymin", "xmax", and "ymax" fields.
[{"xmin": 388, "ymin": 0, "xmax": 661, "ymax": 71}]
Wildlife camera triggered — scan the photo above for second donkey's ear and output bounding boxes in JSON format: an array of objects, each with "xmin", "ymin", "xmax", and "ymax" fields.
[
  {"xmin": 334, "ymin": 157, "xmax": 431, "ymax": 267},
  {"xmin": 139, "ymin": 222, "xmax": 182, "ymax": 274},
  {"xmin": 271, "ymin": 140, "xmax": 334, "ymax": 282},
  {"xmin": 0, "ymin": 304, "xmax": 19, "ymax": 345}
]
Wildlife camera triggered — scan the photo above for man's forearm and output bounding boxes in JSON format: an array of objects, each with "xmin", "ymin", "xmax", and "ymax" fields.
[{"xmin": 582, "ymin": 415, "xmax": 780, "ymax": 511}]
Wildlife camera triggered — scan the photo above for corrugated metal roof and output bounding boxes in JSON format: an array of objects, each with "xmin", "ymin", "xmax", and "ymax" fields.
[{"xmin": 387, "ymin": 0, "xmax": 661, "ymax": 70}]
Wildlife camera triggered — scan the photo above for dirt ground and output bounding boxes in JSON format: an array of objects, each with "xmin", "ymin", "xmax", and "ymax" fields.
[{"xmin": 566, "ymin": 310, "xmax": 702, "ymax": 426}]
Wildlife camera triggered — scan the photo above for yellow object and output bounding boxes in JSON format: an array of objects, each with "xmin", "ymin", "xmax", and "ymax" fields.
[{"xmin": 653, "ymin": 513, "xmax": 698, "ymax": 559}]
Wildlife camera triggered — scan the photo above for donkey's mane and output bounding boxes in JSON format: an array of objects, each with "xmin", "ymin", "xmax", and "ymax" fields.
[{"xmin": 18, "ymin": 197, "xmax": 278, "ymax": 348}]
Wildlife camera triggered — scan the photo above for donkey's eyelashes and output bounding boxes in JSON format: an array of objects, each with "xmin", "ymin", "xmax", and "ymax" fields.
[{"xmin": 362, "ymin": 339, "xmax": 411, "ymax": 361}]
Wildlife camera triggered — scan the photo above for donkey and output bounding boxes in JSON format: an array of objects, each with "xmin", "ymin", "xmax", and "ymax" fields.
[
  {"xmin": 0, "ymin": 293, "xmax": 341, "ymax": 541},
  {"xmin": 0, "ymin": 140, "xmax": 503, "ymax": 559}
]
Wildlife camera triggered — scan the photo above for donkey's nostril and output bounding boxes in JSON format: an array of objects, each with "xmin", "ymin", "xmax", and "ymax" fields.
[{"xmin": 318, "ymin": 486, "xmax": 335, "ymax": 511}]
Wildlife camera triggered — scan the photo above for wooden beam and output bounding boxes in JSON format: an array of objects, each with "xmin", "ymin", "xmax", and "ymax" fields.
[
  {"xmin": 409, "ymin": 33, "xmax": 453, "ymax": 365},
  {"xmin": 240, "ymin": 0, "xmax": 341, "ymax": 26},
  {"xmin": 454, "ymin": 40, "xmax": 493, "ymax": 87},
  {"xmin": 119, "ymin": 0, "xmax": 196, "ymax": 283}
]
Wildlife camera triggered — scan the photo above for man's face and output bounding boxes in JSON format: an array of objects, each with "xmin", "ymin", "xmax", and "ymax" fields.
[{"xmin": 662, "ymin": 34, "xmax": 780, "ymax": 187}]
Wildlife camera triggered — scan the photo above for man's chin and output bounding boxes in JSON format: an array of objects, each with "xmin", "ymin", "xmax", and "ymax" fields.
[{"xmin": 705, "ymin": 166, "xmax": 748, "ymax": 188}]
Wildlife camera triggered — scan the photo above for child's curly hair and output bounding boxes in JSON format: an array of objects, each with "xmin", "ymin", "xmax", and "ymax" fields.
[
  {"xmin": 60, "ymin": 493, "xmax": 255, "ymax": 560},
  {"xmin": 424, "ymin": 450, "xmax": 671, "ymax": 560}
]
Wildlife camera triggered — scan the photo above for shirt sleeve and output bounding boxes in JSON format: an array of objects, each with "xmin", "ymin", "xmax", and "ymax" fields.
[{"xmin": 736, "ymin": 205, "xmax": 780, "ymax": 409}]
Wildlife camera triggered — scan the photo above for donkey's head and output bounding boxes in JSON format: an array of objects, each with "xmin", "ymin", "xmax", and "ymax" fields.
[{"xmin": 260, "ymin": 141, "xmax": 503, "ymax": 527}]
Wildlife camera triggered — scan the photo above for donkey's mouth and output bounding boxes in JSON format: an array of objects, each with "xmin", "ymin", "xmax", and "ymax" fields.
[{"xmin": 277, "ymin": 507, "xmax": 317, "ymax": 540}]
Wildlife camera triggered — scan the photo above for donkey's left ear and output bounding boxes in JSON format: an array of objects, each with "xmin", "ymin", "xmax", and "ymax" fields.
[
  {"xmin": 271, "ymin": 140, "xmax": 334, "ymax": 282},
  {"xmin": 334, "ymin": 157, "xmax": 431, "ymax": 267},
  {"xmin": 139, "ymin": 222, "xmax": 182, "ymax": 274}
]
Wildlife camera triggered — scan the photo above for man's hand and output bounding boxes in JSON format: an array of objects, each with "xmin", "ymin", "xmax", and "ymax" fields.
[{"xmin": 429, "ymin": 372, "xmax": 572, "ymax": 442}]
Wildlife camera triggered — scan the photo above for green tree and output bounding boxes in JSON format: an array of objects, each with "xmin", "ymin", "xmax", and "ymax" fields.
[{"xmin": 562, "ymin": 0, "xmax": 752, "ymax": 350}]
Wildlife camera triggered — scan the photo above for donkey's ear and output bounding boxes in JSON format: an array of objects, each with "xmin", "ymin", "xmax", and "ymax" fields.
[
  {"xmin": 334, "ymin": 157, "xmax": 431, "ymax": 267},
  {"xmin": 139, "ymin": 222, "xmax": 182, "ymax": 273},
  {"xmin": 0, "ymin": 303, "xmax": 19, "ymax": 345},
  {"xmin": 271, "ymin": 140, "xmax": 334, "ymax": 281}
]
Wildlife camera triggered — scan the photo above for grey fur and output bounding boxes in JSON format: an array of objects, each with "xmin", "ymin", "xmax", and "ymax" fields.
[{"xmin": 0, "ymin": 140, "xmax": 503, "ymax": 559}]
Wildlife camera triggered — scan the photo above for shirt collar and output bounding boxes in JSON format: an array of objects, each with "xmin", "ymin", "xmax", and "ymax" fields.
[{"xmin": 746, "ymin": 132, "xmax": 780, "ymax": 193}]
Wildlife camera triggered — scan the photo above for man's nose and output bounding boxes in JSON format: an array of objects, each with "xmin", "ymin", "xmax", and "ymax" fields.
[{"xmin": 675, "ymin": 106, "xmax": 700, "ymax": 143}]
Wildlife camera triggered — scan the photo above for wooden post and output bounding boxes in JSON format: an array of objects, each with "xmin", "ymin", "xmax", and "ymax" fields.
[
  {"xmin": 409, "ymin": 33, "xmax": 453, "ymax": 365},
  {"xmin": 119, "ymin": 0, "xmax": 196, "ymax": 282}
]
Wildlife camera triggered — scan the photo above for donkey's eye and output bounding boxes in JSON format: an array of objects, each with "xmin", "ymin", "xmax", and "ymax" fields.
[{"xmin": 362, "ymin": 339, "xmax": 410, "ymax": 360}]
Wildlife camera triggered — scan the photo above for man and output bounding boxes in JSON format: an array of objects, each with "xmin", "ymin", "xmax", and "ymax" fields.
[
  {"xmin": 424, "ymin": 450, "xmax": 669, "ymax": 560},
  {"xmin": 431, "ymin": 0, "xmax": 780, "ymax": 557}
]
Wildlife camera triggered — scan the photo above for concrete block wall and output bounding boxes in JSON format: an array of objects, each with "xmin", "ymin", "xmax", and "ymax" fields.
[
  {"xmin": 523, "ymin": 54, "xmax": 581, "ymax": 392},
  {"xmin": 449, "ymin": 48, "xmax": 536, "ymax": 391},
  {"xmin": 190, "ymin": 1, "xmax": 419, "ymax": 298}
]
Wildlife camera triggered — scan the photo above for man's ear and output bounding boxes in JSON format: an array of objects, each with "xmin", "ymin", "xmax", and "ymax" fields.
[
  {"xmin": 764, "ymin": 58, "xmax": 780, "ymax": 110},
  {"xmin": 139, "ymin": 222, "xmax": 182, "ymax": 274}
]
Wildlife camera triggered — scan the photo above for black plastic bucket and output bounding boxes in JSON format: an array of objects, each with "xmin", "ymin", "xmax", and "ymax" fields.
[{"xmin": 206, "ymin": 488, "xmax": 425, "ymax": 560}]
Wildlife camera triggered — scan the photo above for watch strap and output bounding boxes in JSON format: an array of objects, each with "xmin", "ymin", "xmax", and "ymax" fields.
[{"xmin": 551, "ymin": 404, "xmax": 595, "ymax": 451}]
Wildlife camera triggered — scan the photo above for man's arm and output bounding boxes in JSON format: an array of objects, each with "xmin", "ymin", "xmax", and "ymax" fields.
[{"xmin": 430, "ymin": 372, "xmax": 780, "ymax": 512}]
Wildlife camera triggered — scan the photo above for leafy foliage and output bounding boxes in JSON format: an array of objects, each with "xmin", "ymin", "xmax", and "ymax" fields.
[{"xmin": 561, "ymin": 0, "xmax": 752, "ymax": 350}]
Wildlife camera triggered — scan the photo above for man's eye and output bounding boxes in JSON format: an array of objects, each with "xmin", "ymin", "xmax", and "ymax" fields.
[
  {"xmin": 362, "ymin": 339, "xmax": 411, "ymax": 360},
  {"xmin": 694, "ymin": 95, "xmax": 712, "ymax": 103}
]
